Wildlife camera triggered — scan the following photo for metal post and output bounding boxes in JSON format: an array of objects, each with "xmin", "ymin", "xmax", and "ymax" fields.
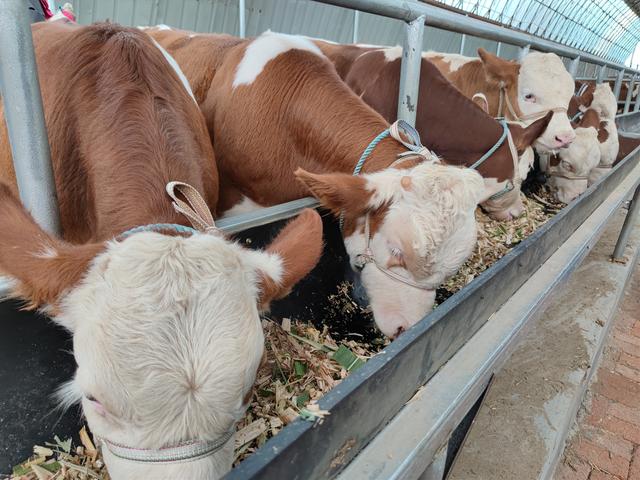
[
  {"xmin": 0, "ymin": 0, "xmax": 60, "ymax": 234},
  {"xmin": 624, "ymin": 74, "xmax": 636, "ymax": 114},
  {"xmin": 238, "ymin": 0, "xmax": 246, "ymax": 38},
  {"xmin": 568, "ymin": 55, "xmax": 580, "ymax": 78},
  {"xmin": 612, "ymin": 184, "xmax": 640, "ymax": 261},
  {"xmin": 596, "ymin": 65, "xmax": 606, "ymax": 84},
  {"xmin": 352, "ymin": 10, "xmax": 360, "ymax": 43},
  {"xmin": 47, "ymin": 0, "xmax": 57, "ymax": 12},
  {"xmin": 397, "ymin": 15, "xmax": 426, "ymax": 127},
  {"xmin": 613, "ymin": 69, "xmax": 625, "ymax": 103},
  {"xmin": 496, "ymin": 41, "xmax": 502, "ymax": 56},
  {"xmin": 635, "ymin": 85, "xmax": 640, "ymax": 112},
  {"xmin": 459, "ymin": 33, "xmax": 466, "ymax": 55},
  {"xmin": 518, "ymin": 43, "xmax": 530, "ymax": 61}
]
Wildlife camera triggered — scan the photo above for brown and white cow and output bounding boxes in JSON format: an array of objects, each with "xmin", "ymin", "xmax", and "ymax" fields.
[
  {"xmin": 0, "ymin": 21, "xmax": 322, "ymax": 479},
  {"xmin": 424, "ymin": 48, "xmax": 576, "ymax": 153},
  {"xmin": 146, "ymin": 27, "xmax": 486, "ymax": 338},
  {"xmin": 316, "ymin": 43, "xmax": 553, "ymax": 220}
]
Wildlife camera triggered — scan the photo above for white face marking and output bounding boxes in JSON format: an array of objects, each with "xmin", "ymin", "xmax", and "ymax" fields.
[
  {"xmin": 597, "ymin": 120, "xmax": 619, "ymax": 167},
  {"xmin": 221, "ymin": 196, "xmax": 264, "ymax": 217},
  {"xmin": 545, "ymin": 127, "xmax": 600, "ymax": 202},
  {"xmin": 233, "ymin": 31, "xmax": 323, "ymax": 88},
  {"xmin": 517, "ymin": 52, "xmax": 575, "ymax": 152},
  {"xmin": 590, "ymin": 83, "xmax": 618, "ymax": 120},
  {"xmin": 56, "ymin": 232, "xmax": 278, "ymax": 478},
  {"xmin": 149, "ymin": 38, "xmax": 197, "ymax": 104},
  {"xmin": 422, "ymin": 52, "xmax": 474, "ymax": 72},
  {"xmin": 343, "ymin": 163, "xmax": 484, "ymax": 337}
]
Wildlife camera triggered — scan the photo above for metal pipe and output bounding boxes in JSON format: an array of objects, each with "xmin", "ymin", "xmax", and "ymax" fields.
[
  {"xmin": 596, "ymin": 65, "xmax": 606, "ymax": 84},
  {"xmin": 47, "ymin": 0, "xmax": 57, "ymax": 12},
  {"xmin": 352, "ymin": 10, "xmax": 360, "ymax": 43},
  {"xmin": 614, "ymin": 69, "xmax": 625, "ymax": 102},
  {"xmin": 568, "ymin": 55, "xmax": 580, "ymax": 78},
  {"xmin": 624, "ymin": 75, "xmax": 636, "ymax": 114},
  {"xmin": 518, "ymin": 43, "xmax": 530, "ymax": 61},
  {"xmin": 217, "ymin": 197, "xmax": 319, "ymax": 234},
  {"xmin": 459, "ymin": 33, "xmax": 466, "ymax": 55},
  {"xmin": 312, "ymin": 0, "xmax": 640, "ymax": 76},
  {"xmin": 238, "ymin": 0, "xmax": 246, "ymax": 38},
  {"xmin": 496, "ymin": 41, "xmax": 502, "ymax": 56},
  {"xmin": 612, "ymin": 184, "xmax": 640, "ymax": 261},
  {"xmin": 0, "ymin": 0, "xmax": 60, "ymax": 234},
  {"xmin": 397, "ymin": 15, "xmax": 426, "ymax": 127}
]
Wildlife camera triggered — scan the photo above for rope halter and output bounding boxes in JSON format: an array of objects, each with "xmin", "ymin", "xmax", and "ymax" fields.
[
  {"xmin": 494, "ymin": 82, "xmax": 568, "ymax": 123},
  {"xmin": 120, "ymin": 182, "xmax": 219, "ymax": 238},
  {"xmin": 101, "ymin": 432, "xmax": 234, "ymax": 464}
]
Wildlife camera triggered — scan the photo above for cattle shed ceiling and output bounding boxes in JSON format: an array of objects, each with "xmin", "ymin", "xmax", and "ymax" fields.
[{"xmin": 432, "ymin": 0, "xmax": 640, "ymax": 65}]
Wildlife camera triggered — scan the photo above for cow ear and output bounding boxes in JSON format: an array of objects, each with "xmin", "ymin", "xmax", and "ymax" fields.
[
  {"xmin": 510, "ymin": 111, "xmax": 553, "ymax": 153},
  {"xmin": 295, "ymin": 168, "xmax": 371, "ymax": 217},
  {"xmin": 252, "ymin": 209, "xmax": 323, "ymax": 310},
  {"xmin": 478, "ymin": 48, "xmax": 519, "ymax": 84},
  {"xmin": 0, "ymin": 183, "xmax": 103, "ymax": 317}
]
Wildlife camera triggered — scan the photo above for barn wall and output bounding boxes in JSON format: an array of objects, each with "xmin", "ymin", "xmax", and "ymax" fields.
[{"xmin": 67, "ymin": 0, "xmax": 525, "ymax": 60}]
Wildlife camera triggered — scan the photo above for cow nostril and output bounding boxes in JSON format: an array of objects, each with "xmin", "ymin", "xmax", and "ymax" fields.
[{"xmin": 395, "ymin": 326, "xmax": 405, "ymax": 338}]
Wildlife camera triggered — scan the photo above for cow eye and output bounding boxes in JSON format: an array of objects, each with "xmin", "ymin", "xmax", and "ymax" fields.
[
  {"xmin": 85, "ymin": 393, "xmax": 98, "ymax": 402},
  {"xmin": 524, "ymin": 93, "xmax": 536, "ymax": 102}
]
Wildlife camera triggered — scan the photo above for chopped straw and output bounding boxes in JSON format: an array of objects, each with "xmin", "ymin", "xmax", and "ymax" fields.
[{"xmin": 10, "ymin": 186, "xmax": 562, "ymax": 475}]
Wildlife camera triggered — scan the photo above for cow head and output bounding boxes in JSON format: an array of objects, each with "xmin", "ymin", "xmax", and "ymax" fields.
[
  {"xmin": 0, "ymin": 185, "xmax": 322, "ymax": 479},
  {"xmin": 517, "ymin": 52, "xmax": 575, "ymax": 152},
  {"xmin": 297, "ymin": 163, "xmax": 484, "ymax": 338},
  {"xmin": 543, "ymin": 127, "xmax": 600, "ymax": 203},
  {"xmin": 590, "ymin": 83, "xmax": 617, "ymax": 121}
]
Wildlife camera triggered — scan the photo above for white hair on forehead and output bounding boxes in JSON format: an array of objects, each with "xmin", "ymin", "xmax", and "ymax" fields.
[
  {"xmin": 591, "ymin": 83, "xmax": 617, "ymax": 120},
  {"xmin": 519, "ymin": 52, "xmax": 574, "ymax": 100},
  {"xmin": 61, "ymin": 232, "xmax": 268, "ymax": 446},
  {"xmin": 364, "ymin": 163, "xmax": 484, "ymax": 261}
]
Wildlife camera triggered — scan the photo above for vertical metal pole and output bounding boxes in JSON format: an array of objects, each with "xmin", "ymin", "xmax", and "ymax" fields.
[
  {"xmin": 496, "ymin": 41, "xmax": 502, "ymax": 56},
  {"xmin": 612, "ymin": 184, "xmax": 640, "ymax": 261},
  {"xmin": 518, "ymin": 44, "xmax": 530, "ymax": 61},
  {"xmin": 238, "ymin": 0, "xmax": 246, "ymax": 38},
  {"xmin": 596, "ymin": 65, "xmax": 606, "ymax": 84},
  {"xmin": 459, "ymin": 33, "xmax": 466, "ymax": 55},
  {"xmin": 624, "ymin": 74, "xmax": 636, "ymax": 114},
  {"xmin": 568, "ymin": 55, "xmax": 580, "ymax": 78},
  {"xmin": 0, "ymin": 0, "xmax": 60, "ymax": 234},
  {"xmin": 351, "ymin": 10, "xmax": 360, "ymax": 43},
  {"xmin": 397, "ymin": 15, "xmax": 425, "ymax": 127},
  {"xmin": 635, "ymin": 85, "xmax": 640, "ymax": 112},
  {"xmin": 48, "ymin": 0, "xmax": 57, "ymax": 13},
  {"xmin": 613, "ymin": 69, "xmax": 625, "ymax": 104},
  {"xmin": 352, "ymin": 10, "xmax": 360, "ymax": 44}
]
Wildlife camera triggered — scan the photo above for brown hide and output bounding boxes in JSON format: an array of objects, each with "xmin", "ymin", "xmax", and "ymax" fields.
[
  {"xmin": 0, "ymin": 21, "xmax": 218, "ymax": 243},
  {"xmin": 578, "ymin": 109, "xmax": 608, "ymax": 143},
  {"xmin": 615, "ymin": 134, "xmax": 640, "ymax": 164},
  {"xmin": 149, "ymin": 30, "xmax": 409, "ymax": 217}
]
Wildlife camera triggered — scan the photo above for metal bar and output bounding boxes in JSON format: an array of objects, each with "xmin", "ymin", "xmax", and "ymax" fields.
[
  {"xmin": 311, "ymin": 0, "xmax": 640, "ymax": 76},
  {"xmin": 459, "ymin": 33, "xmax": 466, "ymax": 55},
  {"xmin": 0, "ymin": 0, "xmax": 60, "ymax": 234},
  {"xmin": 612, "ymin": 184, "xmax": 640, "ymax": 261},
  {"xmin": 614, "ymin": 69, "xmax": 625, "ymax": 102},
  {"xmin": 597, "ymin": 65, "xmax": 606, "ymax": 84},
  {"xmin": 518, "ymin": 43, "xmax": 530, "ymax": 61},
  {"xmin": 397, "ymin": 15, "xmax": 425, "ymax": 127},
  {"xmin": 48, "ymin": 0, "xmax": 57, "ymax": 12},
  {"xmin": 238, "ymin": 0, "xmax": 246, "ymax": 38},
  {"xmin": 496, "ymin": 41, "xmax": 502, "ymax": 56},
  {"xmin": 217, "ymin": 197, "xmax": 319, "ymax": 234},
  {"xmin": 568, "ymin": 56, "xmax": 580, "ymax": 78},
  {"xmin": 624, "ymin": 75, "xmax": 636, "ymax": 114},
  {"xmin": 352, "ymin": 10, "xmax": 360, "ymax": 43},
  {"xmin": 419, "ymin": 446, "xmax": 448, "ymax": 480}
]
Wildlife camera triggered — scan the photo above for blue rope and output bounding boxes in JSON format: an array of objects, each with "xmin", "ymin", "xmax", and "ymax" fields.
[
  {"xmin": 353, "ymin": 129, "xmax": 391, "ymax": 176},
  {"xmin": 469, "ymin": 120, "xmax": 509, "ymax": 170},
  {"xmin": 570, "ymin": 110, "xmax": 583, "ymax": 123},
  {"xmin": 120, "ymin": 223, "xmax": 198, "ymax": 238}
]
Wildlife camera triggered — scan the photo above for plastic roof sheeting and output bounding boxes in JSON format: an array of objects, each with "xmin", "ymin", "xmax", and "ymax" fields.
[{"xmin": 432, "ymin": 0, "xmax": 640, "ymax": 64}]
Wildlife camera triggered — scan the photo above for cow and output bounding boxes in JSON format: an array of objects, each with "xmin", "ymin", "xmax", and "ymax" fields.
[
  {"xmin": 146, "ymin": 27, "xmax": 486, "ymax": 339},
  {"xmin": 0, "ymin": 21, "xmax": 323, "ymax": 480},
  {"xmin": 316, "ymin": 43, "xmax": 553, "ymax": 221},
  {"xmin": 423, "ymin": 48, "xmax": 576, "ymax": 153}
]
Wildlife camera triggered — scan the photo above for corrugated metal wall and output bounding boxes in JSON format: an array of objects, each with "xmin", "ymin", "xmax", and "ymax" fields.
[{"xmin": 68, "ymin": 0, "xmax": 606, "ymax": 76}]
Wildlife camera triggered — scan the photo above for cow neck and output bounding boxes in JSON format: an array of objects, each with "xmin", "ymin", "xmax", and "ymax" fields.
[{"xmin": 417, "ymin": 59, "xmax": 513, "ymax": 181}]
